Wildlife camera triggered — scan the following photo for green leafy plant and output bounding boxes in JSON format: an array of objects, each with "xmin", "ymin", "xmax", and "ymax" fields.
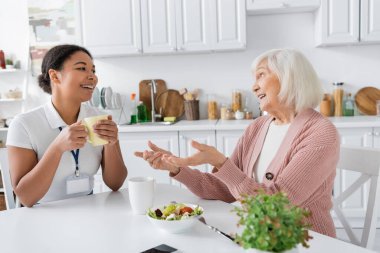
[{"xmin": 233, "ymin": 191, "xmax": 312, "ymax": 252}]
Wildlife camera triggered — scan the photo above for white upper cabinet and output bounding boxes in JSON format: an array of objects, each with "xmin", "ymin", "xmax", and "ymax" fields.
[
  {"xmin": 81, "ymin": 0, "xmax": 142, "ymax": 57},
  {"xmin": 175, "ymin": 0, "xmax": 213, "ymax": 52},
  {"xmin": 360, "ymin": 0, "xmax": 380, "ymax": 42},
  {"xmin": 141, "ymin": 0, "xmax": 177, "ymax": 53},
  {"xmin": 80, "ymin": 0, "xmax": 246, "ymax": 56},
  {"xmin": 211, "ymin": 0, "xmax": 246, "ymax": 50},
  {"xmin": 315, "ymin": 0, "xmax": 380, "ymax": 46},
  {"xmin": 247, "ymin": 0, "xmax": 320, "ymax": 15}
]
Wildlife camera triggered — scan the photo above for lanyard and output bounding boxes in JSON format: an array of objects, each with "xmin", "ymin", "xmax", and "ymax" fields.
[{"xmin": 58, "ymin": 127, "xmax": 80, "ymax": 177}]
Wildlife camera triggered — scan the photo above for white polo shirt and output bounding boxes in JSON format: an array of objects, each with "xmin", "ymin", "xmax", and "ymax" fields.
[{"xmin": 6, "ymin": 101, "xmax": 104, "ymax": 203}]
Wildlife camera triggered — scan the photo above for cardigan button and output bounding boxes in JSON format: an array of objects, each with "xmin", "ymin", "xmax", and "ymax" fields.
[{"xmin": 265, "ymin": 172, "xmax": 274, "ymax": 180}]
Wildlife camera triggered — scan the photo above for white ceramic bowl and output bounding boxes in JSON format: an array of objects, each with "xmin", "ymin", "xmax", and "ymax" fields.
[{"xmin": 147, "ymin": 203, "xmax": 203, "ymax": 234}]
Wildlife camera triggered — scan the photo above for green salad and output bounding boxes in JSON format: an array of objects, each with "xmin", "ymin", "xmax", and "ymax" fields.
[{"xmin": 148, "ymin": 203, "xmax": 203, "ymax": 221}]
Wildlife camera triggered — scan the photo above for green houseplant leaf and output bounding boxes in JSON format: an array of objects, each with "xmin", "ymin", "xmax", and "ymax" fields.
[{"xmin": 233, "ymin": 190, "xmax": 312, "ymax": 252}]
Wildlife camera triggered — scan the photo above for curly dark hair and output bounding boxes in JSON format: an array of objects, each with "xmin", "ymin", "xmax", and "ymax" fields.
[{"xmin": 38, "ymin": 44, "xmax": 93, "ymax": 94}]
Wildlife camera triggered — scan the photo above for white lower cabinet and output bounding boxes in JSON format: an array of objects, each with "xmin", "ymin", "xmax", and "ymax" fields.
[
  {"xmin": 178, "ymin": 130, "xmax": 216, "ymax": 188},
  {"xmin": 95, "ymin": 131, "xmax": 179, "ymax": 192},
  {"xmin": 216, "ymin": 130, "xmax": 243, "ymax": 156},
  {"xmin": 335, "ymin": 127, "xmax": 380, "ymax": 227}
]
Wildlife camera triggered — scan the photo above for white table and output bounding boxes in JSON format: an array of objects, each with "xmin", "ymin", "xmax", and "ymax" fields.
[{"xmin": 0, "ymin": 184, "xmax": 375, "ymax": 253}]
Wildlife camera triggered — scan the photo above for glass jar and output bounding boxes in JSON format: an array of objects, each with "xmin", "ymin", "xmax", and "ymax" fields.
[
  {"xmin": 232, "ymin": 89, "xmax": 242, "ymax": 112},
  {"xmin": 220, "ymin": 103, "xmax": 228, "ymax": 120},
  {"xmin": 333, "ymin": 82, "xmax": 344, "ymax": 117},
  {"xmin": 225, "ymin": 107, "xmax": 235, "ymax": 120},
  {"xmin": 207, "ymin": 94, "xmax": 218, "ymax": 120}
]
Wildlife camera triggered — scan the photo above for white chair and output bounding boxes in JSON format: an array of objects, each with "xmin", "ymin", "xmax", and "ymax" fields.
[
  {"xmin": 0, "ymin": 148, "xmax": 19, "ymax": 209},
  {"xmin": 333, "ymin": 146, "xmax": 380, "ymax": 249}
]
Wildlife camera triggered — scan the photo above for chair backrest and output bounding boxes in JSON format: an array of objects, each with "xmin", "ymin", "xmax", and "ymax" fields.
[
  {"xmin": 0, "ymin": 148, "xmax": 17, "ymax": 209},
  {"xmin": 333, "ymin": 146, "xmax": 380, "ymax": 250}
]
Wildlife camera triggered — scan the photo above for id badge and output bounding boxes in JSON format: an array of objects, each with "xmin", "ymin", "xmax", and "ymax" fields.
[{"xmin": 66, "ymin": 173, "xmax": 90, "ymax": 195}]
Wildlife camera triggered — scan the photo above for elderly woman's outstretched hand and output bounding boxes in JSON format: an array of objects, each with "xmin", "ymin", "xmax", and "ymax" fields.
[
  {"xmin": 162, "ymin": 140, "xmax": 227, "ymax": 171},
  {"xmin": 134, "ymin": 141, "xmax": 180, "ymax": 174}
]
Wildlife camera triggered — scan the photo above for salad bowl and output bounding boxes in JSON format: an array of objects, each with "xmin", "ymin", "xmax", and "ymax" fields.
[{"xmin": 147, "ymin": 203, "xmax": 203, "ymax": 233}]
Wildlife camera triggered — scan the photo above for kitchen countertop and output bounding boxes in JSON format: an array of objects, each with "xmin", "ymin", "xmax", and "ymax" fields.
[
  {"xmin": 1, "ymin": 116, "xmax": 380, "ymax": 133},
  {"xmin": 328, "ymin": 116, "xmax": 380, "ymax": 128}
]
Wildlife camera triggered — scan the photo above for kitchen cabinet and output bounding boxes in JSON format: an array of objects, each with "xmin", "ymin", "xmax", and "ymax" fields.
[
  {"xmin": 210, "ymin": 0, "xmax": 246, "ymax": 51},
  {"xmin": 247, "ymin": 0, "xmax": 320, "ymax": 15},
  {"xmin": 315, "ymin": 0, "xmax": 380, "ymax": 46},
  {"xmin": 81, "ymin": 0, "xmax": 246, "ymax": 56},
  {"xmin": 179, "ymin": 130, "xmax": 216, "ymax": 173},
  {"xmin": 80, "ymin": 0, "xmax": 142, "ymax": 57},
  {"xmin": 334, "ymin": 126, "xmax": 380, "ymax": 227},
  {"xmin": 140, "ymin": 0, "xmax": 177, "ymax": 53},
  {"xmin": 141, "ymin": 0, "xmax": 246, "ymax": 53},
  {"xmin": 175, "ymin": 0, "xmax": 213, "ymax": 52},
  {"xmin": 94, "ymin": 131, "xmax": 179, "ymax": 192},
  {"xmin": 216, "ymin": 130, "xmax": 243, "ymax": 156}
]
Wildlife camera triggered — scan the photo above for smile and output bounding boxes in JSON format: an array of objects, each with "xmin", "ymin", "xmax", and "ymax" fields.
[
  {"xmin": 80, "ymin": 84, "xmax": 94, "ymax": 89},
  {"xmin": 257, "ymin": 94, "xmax": 266, "ymax": 100}
]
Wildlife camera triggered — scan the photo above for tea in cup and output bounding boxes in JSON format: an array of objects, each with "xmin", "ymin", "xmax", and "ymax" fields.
[{"xmin": 83, "ymin": 115, "xmax": 109, "ymax": 146}]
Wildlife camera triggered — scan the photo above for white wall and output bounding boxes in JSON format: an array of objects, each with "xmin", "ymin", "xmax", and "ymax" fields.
[{"xmin": 1, "ymin": 1, "xmax": 380, "ymax": 119}]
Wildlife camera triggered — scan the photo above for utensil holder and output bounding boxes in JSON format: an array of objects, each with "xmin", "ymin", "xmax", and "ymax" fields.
[{"xmin": 184, "ymin": 100, "xmax": 199, "ymax": 120}]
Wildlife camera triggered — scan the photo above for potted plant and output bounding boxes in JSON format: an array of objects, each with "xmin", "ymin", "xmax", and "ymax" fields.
[{"xmin": 233, "ymin": 191, "xmax": 313, "ymax": 253}]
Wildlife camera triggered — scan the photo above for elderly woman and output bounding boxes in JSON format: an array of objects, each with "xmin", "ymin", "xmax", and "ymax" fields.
[{"xmin": 135, "ymin": 48, "xmax": 339, "ymax": 237}]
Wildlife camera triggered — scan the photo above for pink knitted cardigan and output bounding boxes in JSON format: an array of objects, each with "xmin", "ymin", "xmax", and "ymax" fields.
[{"xmin": 173, "ymin": 109, "xmax": 340, "ymax": 237}]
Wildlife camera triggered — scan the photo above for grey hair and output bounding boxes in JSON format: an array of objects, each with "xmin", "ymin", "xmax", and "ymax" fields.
[{"xmin": 251, "ymin": 48, "xmax": 323, "ymax": 113}]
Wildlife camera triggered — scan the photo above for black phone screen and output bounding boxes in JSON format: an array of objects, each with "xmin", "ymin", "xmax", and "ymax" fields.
[{"xmin": 141, "ymin": 244, "xmax": 177, "ymax": 253}]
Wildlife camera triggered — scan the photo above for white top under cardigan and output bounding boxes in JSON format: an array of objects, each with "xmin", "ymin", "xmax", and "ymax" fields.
[
  {"xmin": 253, "ymin": 122, "xmax": 289, "ymax": 183},
  {"xmin": 7, "ymin": 101, "xmax": 104, "ymax": 203}
]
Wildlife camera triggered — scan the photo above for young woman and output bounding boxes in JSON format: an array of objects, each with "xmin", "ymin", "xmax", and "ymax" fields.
[{"xmin": 7, "ymin": 44, "xmax": 127, "ymax": 207}]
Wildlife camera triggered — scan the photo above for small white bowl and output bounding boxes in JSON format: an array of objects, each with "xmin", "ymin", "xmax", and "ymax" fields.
[{"xmin": 147, "ymin": 203, "xmax": 203, "ymax": 234}]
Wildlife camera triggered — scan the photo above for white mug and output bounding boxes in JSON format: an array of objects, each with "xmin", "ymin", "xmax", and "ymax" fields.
[{"xmin": 128, "ymin": 177, "xmax": 155, "ymax": 215}]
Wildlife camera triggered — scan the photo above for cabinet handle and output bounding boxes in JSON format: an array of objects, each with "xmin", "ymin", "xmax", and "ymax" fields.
[
  {"xmin": 180, "ymin": 135, "xmax": 184, "ymax": 139},
  {"xmin": 374, "ymin": 132, "xmax": 380, "ymax": 136},
  {"xmin": 367, "ymin": 132, "xmax": 373, "ymax": 136}
]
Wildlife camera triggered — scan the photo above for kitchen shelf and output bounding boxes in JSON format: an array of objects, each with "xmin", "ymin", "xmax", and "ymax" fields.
[
  {"xmin": 0, "ymin": 69, "xmax": 22, "ymax": 74},
  {"xmin": 0, "ymin": 98, "xmax": 24, "ymax": 102}
]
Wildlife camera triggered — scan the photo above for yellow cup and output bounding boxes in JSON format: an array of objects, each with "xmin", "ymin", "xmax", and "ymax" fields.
[{"xmin": 83, "ymin": 115, "xmax": 109, "ymax": 146}]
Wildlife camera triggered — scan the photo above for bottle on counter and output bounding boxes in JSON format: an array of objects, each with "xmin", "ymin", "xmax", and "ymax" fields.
[
  {"xmin": 130, "ymin": 93, "xmax": 137, "ymax": 124},
  {"xmin": 0, "ymin": 50, "xmax": 5, "ymax": 69},
  {"xmin": 137, "ymin": 101, "xmax": 148, "ymax": 122},
  {"xmin": 343, "ymin": 93, "xmax": 355, "ymax": 116},
  {"xmin": 333, "ymin": 82, "xmax": 344, "ymax": 117},
  {"xmin": 320, "ymin": 93, "xmax": 332, "ymax": 117}
]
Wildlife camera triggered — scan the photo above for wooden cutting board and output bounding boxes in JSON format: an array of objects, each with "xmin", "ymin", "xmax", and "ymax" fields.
[
  {"xmin": 139, "ymin": 79, "xmax": 167, "ymax": 116},
  {"xmin": 355, "ymin": 87, "xmax": 380, "ymax": 115},
  {"xmin": 155, "ymin": 89, "xmax": 184, "ymax": 118}
]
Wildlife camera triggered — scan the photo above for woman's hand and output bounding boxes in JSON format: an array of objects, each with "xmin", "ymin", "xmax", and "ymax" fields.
[
  {"xmin": 134, "ymin": 141, "xmax": 180, "ymax": 174},
  {"xmin": 93, "ymin": 115, "xmax": 118, "ymax": 145},
  {"xmin": 54, "ymin": 121, "xmax": 87, "ymax": 152},
  {"xmin": 162, "ymin": 140, "xmax": 227, "ymax": 171}
]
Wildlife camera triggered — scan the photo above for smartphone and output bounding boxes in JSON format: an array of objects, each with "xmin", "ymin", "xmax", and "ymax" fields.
[{"xmin": 140, "ymin": 244, "xmax": 178, "ymax": 253}]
